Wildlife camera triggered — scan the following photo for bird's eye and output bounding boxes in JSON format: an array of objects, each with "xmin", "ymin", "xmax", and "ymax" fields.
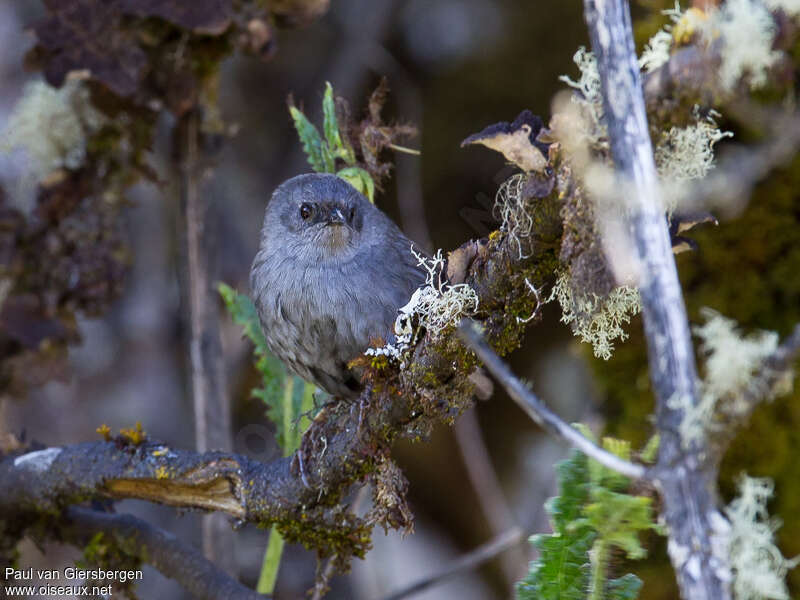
[
  {"xmin": 300, "ymin": 203, "xmax": 313, "ymax": 220},
  {"xmin": 349, "ymin": 207, "xmax": 356, "ymax": 222}
]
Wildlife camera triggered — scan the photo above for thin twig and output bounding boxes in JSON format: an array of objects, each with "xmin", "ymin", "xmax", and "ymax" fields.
[
  {"xmin": 379, "ymin": 527, "xmax": 525, "ymax": 600},
  {"xmin": 453, "ymin": 408, "xmax": 523, "ymax": 584},
  {"xmin": 458, "ymin": 321, "xmax": 649, "ymax": 481},
  {"xmin": 63, "ymin": 507, "xmax": 262, "ymax": 600}
]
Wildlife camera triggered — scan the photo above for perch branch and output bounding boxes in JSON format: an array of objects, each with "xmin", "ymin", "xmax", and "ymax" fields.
[
  {"xmin": 459, "ymin": 321, "xmax": 649, "ymax": 481},
  {"xmin": 61, "ymin": 507, "xmax": 263, "ymax": 600}
]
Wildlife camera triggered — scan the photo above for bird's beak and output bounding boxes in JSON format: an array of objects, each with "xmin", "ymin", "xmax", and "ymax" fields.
[{"xmin": 328, "ymin": 207, "xmax": 347, "ymax": 225}]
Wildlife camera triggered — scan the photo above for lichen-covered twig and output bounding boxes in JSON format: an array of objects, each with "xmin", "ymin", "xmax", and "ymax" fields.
[
  {"xmin": 61, "ymin": 507, "xmax": 263, "ymax": 600},
  {"xmin": 459, "ymin": 320, "xmax": 649, "ymax": 481},
  {"xmin": 582, "ymin": 0, "xmax": 726, "ymax": 597}
]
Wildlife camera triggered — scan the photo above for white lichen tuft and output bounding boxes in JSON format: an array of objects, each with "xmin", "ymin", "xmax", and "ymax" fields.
[
  {"xmin": 559, "ymin": 47, "xmax": 606, "ymax": 145},
  {"xmin": 366, "ymin": 247, "xmax": 478, "ymax": 363},
  {"xmin": 2, "ymin": 78, "xmax": 105, "ymax": 181},
  {"xmin": 656, "ymin": 109, "xmax": 733, "ymax": 183},
  {"xmin": 764, "ymin": 0, "xmax": 800, "ymax": 17},
  {"xmin": 548, "ymin": 272, "xmax": 641, "ymax": 360},
  {"xmin": 714, "ymin": 0, "xmax": 781, "ymax": 91},
  {"xmin": 655, "ymin": 108, "xmax": 733, "ymax": 213},
  {"xmin": 725, "ymin": 475, "xmax": 799, "ymax": 600},
  {"xmin": 638, "ymin": 3, "xmax": 686, "ymax": 73},
  {"xmin": 672, "ymin": 309, "xmax": 786, "ymax": 448},
  {"xmin": 494, "ymin": 173, "xmax": 533, "ymax": 259},
  {"xmin": 695, "ymin": 308, "xmax": 780, "ymax": 413}
]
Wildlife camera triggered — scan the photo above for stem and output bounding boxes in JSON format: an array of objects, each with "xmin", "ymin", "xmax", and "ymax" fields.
[
  {"xmin": 589, "ymin": 540, "xmax": 608, "ymax": 600},
  {"xmin": 256, "ymin": 527, "xmax": 286, "ymax": 595},
  {"xmin": 388, "ymin": 143, "xmax": 421, "ymax": 155},
  {"xmin": 177, "ymin": 109, "xmax": 236, "ymax": 574},
  {"xmin": 281, "ymin": 376, "xmax": 296, "ymax": 452}
]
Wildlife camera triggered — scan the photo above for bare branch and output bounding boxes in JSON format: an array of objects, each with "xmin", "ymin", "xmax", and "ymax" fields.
[
  {"xmin": 459, "ymin": 320, "xmax": 649, "ymax": 481},
  {"xmin": 583, "ymin": 0, "xmax": 729, "ymax": 597},
  {"xmin": 61, "ymin": 507, "xmax": 263, "ymax": 600},
  {"xmin": 379, "ymin": 527, "xmax": 525, "ymax": 600}
]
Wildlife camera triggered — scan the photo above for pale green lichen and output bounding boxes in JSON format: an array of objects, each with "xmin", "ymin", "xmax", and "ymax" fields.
[
  {"xmin": 656, "ymin": 109, "xmax": 732, "ymax": 183},
  {"xmin": 655, "ymin": 108, "xmax": 733, "ymax": 213},
  {"xmin": 548, "ymin": 272, "xmax": 641, "ymax": 360},
  {"xmin": 2, "ymin": 78, "xmax": 105, "ymax": 179},
  {"xmin": 559, "ymin": 47, "xmax": 606, "ymax": 146},
  {"xmin": 671, "ymin": 309, "xmax": 786, "ymax": 448},
  {"xmin": 725, "ymin": 475, "xmax": 799, "ymax": 600},
  {"xmin": 713, "ymin": 0, "xmax": 781, "ymax": 91}
]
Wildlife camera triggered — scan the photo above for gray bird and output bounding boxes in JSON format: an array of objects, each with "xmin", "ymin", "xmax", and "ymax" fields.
[{"xmin": 250, "ymin": 173, "xmax": 427, "ymax": 398}]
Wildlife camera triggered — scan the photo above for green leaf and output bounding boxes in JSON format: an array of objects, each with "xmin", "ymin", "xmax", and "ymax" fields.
[
  {"xmin": 323, "ymin": 83, "xmax": 342, "ymax": 153},
  {"xmin": 218, "ymin": 282, "xmax": 268, "ymax": 351},
  {"xmin": 517, "ymin": 451, "xmax": 595, "ymax": 600},
  {"xmin": 608, "ymin": 574, "xmax": 643, "ymax": 600},
  {"xmin": 323, "ymin": 82, "xmax": 356, "ymax": 165},
  {"xmin": 517, "ymin": 530, "xmax": 594, "ymax": 600},
  {"xmin": 516, "ymin": 436, "xmax": 655, "ymax": 600},
  {"xmin": 337, "ymin": 166, "xmax": 375, "ymax": 203},
  {"xmin": 289, "ymin": 105, "xmax": 329, "ymax": 172},
  {"xmin": 584, "ymin": 488, "xmax": 654, "ymax": 560},
  {"xmin": 218, "ymin": 283, "xmax": 289, "ymax": 446}
]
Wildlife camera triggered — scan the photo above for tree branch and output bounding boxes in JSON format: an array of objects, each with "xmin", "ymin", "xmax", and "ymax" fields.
[
  {"xmin": 60, "ymin": 507, "xmax": 263, "ymax": 600},
  {"xmin": 459, "ymin": 320, "xmax": 649, "ymax": 481},
  {"xmin": 583, "ymin": 0, "xmax": 729, "ymax": 597},
  {"xmin": 379, "ymin": 527, "xmax": 525, "ymax": 600}
]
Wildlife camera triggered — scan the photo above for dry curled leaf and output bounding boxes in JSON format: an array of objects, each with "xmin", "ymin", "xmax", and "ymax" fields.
[{"xmin": 462, "ymin": 110, "xmax": 550, "ymax": 173}]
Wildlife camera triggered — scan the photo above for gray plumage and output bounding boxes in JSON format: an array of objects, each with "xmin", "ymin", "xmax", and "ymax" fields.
[{"xmin": 250, "ymin": 173, "xmax": 426, "ymax": 398}]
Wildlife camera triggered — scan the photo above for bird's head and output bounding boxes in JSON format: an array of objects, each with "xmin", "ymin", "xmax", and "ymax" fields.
[{"xmin": 263, "ymin": 173, "xmax": 369, "ymax": 264}]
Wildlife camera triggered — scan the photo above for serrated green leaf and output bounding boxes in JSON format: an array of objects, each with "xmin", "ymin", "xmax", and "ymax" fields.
[
  {"xmin": 337, "ymin": 166, "xmax": 375, "ymax": 203},
  {"xmin": 585, "ymin": 488, "xmax": 654, "ymax": 560},
  {"xmin": 289, "ymin": 106, "xmax": 327, "ymax": 172},
  {"xmin": 517, "ymin": 437, "xmax": 656, "ymax": 600},
  {"xmin": 608, "ymin": 574, "xmax": 643, "ymax": 600},
  {"xmin": 218, "ymin": 283, "xmax": 268, "ymax": 350},
  {"xmin": 518, "ymin": 529, "xmax": 594, "ymax": 600}
]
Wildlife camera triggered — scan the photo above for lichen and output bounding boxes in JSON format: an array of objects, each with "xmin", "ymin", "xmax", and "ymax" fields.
[
  {"xmin": 559, "ymin": 47, "xmax": 606, "ymax": 146},
  {"xmin": 548, "ymin": 271, "xmax": 641, "ymax": 360},
  {"xmin": 1, "ymin": 78, "xmax": 106, "ymax": 209},
  {"xmin": 725, "ymin": 475, "xmax": 799, "ymax": 600},
  {"xmin": 366, "ymin": 248, "xmax": 478, "ymax": 363},
  {"xmin": 638, "ymin": 2, "xmax": 685, "ymax": 73},
  {"xmin": 494, "ymin": 173, "xmax": 534, "ymax": 259},
  {"xmin": 655, "ymin": 108, "xmax": 733, "ymax": 213},
  {"xmin": 670, "ymin": 309, "xmax": 785, "ymax": 448},
  {"xmin": 713, "ymin": 0, "xmax": 781, "ymax": 91}
]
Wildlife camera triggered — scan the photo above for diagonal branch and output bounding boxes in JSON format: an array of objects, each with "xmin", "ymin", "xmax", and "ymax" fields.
[
  {"xmin": 379, "ymin": 527, "xmax": 525, "ymax": 600},
  {"xmin": 459, "ymin": 320, "xmax": 649, "ymax": 481},
  {"xmin": 60, "ymin": 507, "xmax": 263, "ymax": 600}
]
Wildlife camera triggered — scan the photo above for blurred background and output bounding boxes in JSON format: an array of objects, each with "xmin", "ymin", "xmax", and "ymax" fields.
[{"xmin": 1, "ymin": 0, "xmax": 799, "ymax": 599}]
